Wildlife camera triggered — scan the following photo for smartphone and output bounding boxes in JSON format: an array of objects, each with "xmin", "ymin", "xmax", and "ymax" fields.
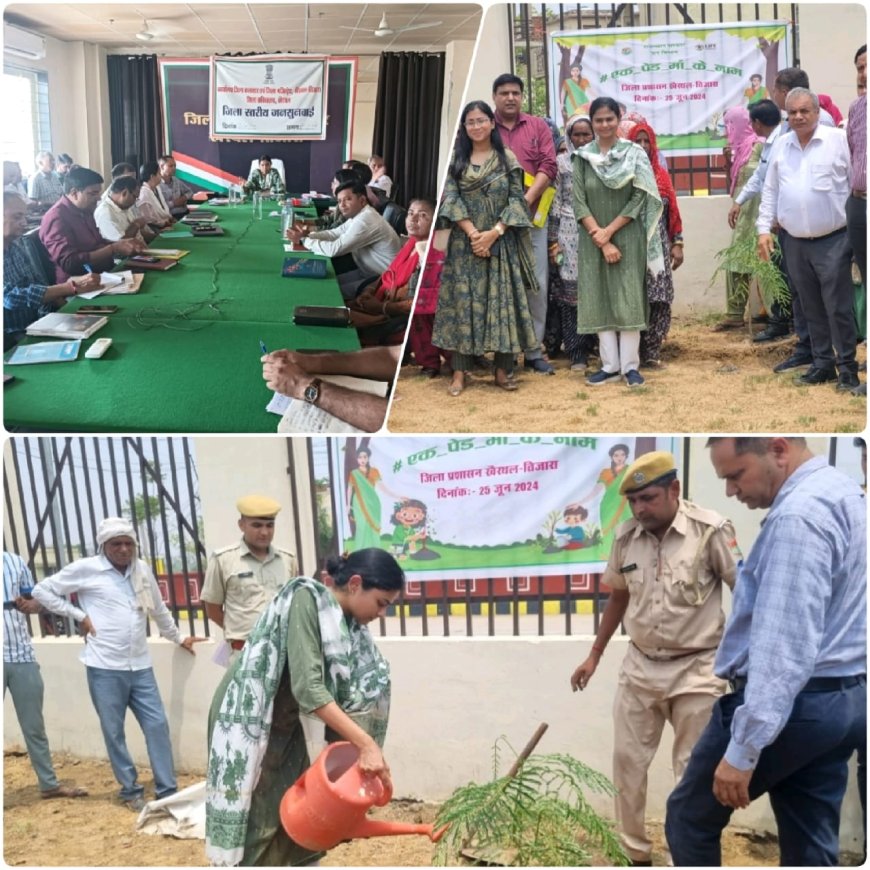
[
  {"xmin": 130, "ymin": 255, "xmax": 159, "ymax": 263},
  {"xmin": 292, "ymin": 306, "xmax": 351, "ymax": 327},
  {"xmin": 78, "ymin": 305, "xmax": 119, "ymax": 314}
]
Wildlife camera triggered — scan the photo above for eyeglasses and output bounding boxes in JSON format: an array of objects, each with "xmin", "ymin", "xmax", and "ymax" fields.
[{"xmin": 464, "ymin": 118, "xmax": 491, "ymax": 128}]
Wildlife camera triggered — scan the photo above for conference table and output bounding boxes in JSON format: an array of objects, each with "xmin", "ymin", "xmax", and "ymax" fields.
[{"xmin": 3, "ymin": 202, "xmax": 361, "ymax": 433}]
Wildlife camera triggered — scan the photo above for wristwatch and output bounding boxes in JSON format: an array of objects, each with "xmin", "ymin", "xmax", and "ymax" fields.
[{"xmin": 303, "ymin": 377, "xmax": 322, "ymax": 405}]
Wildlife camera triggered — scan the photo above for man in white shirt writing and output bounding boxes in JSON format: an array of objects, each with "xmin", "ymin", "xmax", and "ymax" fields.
[
  {"xmin": 32, "ymin": 517, "xmax": 205, "ymax": 811},
  {"xmin": 757, "ymin": 88, "xmax": 859, "ymax": 392},
  {"xmin": 286, "ymin": 181, "xmax": 401, "ymax": 300}
]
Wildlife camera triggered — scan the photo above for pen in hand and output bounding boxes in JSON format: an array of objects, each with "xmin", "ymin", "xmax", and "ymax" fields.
[{"xmin": 259, "ymin": 340, "xmax": 268, "ymax": 356}]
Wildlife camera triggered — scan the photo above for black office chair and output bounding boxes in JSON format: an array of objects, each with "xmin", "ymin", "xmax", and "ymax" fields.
[
  {"xmin": 383, "ymin": 202, "xmax": 407, "ymax": 236},
  {"xmin": 19, "ymin": 229, "xmax": 56, "ymax": 284}
]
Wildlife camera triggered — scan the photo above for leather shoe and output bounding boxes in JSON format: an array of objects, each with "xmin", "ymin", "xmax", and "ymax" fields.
[
  {"xmin": 837, "ymin": 371, "xmax": 861, "ymax": 391},
  {"xmin": 420, "ymin": 367, "xmax": 440, "ymax": 378},
  {"xmin": 753, "ymin": 326, "xmax": 790, "ymax": 343},
  {"xmin": 772, "ymin": 353, "xmax": 813, "ymax": 373},
  {"xmin": 794, "ymin": 366, "xmax": 837, "ymax": 385}
]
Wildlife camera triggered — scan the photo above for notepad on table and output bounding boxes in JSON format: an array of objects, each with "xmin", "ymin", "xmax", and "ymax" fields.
[
  {"xmin": 7, "ymin": 340, "xmax": 82, "ymax": 365},
  {"xmin": 26, "ymin": 312, "xmax": 107, "ymax": 339},
  {"xmin": 143, "ymin": 248, "xmax": 190, "ymax": 260}
]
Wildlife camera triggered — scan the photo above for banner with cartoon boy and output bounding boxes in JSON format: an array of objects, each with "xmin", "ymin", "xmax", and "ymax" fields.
[
  {"xmin": 550, "ymin": 21, "xmax": 791, "ymax": 154},
  {"xmin": 333, "ymin": 436, "xmax": 678, "ymax": 580}
]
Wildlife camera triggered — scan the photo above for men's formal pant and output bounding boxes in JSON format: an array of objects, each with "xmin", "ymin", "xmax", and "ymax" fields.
[
  {"xmin": 666, "ymin": 676, "xmax": 866, "ymax": 866},
  {"xmin": 781, "ymin": 228, "xmax": 857, "ymax": 373},
  {"xmin": 523, "ymin": 224, "xmax": 550, "ymax": 361},
  {"xmin": 4, "ymin": 661, "xmax": 60, "ymax": 792},
  {"xmin": 86, "ymin": 666, "xmax": 177, "ymax": 801},
  {"xmin": 846, "ymin": 193, "xmax": 867, "ymax": 288}
]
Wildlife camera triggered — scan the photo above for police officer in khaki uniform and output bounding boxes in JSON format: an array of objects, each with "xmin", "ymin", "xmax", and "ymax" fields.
[
  {"xmin": 569, "ymin": 451, "xmax": 739, "ymax": 866},
  {"xmin": 201, "ymin": 495, "xmax": 297, "ymax": 652}
]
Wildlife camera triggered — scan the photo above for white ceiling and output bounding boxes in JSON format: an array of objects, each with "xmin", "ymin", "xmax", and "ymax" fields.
[{"xmin": 4, "ymin": 3, "xmax": 482, "ymax": 83}]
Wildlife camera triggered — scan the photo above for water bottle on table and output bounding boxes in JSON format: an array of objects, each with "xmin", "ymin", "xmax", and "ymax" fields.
[{"xmin": 281, "ymin": 200, "xmax": 295, "ymax": 237}]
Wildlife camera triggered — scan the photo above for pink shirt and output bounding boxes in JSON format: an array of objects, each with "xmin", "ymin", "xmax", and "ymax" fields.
[
  {"xmin": 494, "ymin": 112, "xmax": 558, "ymax": 213},
  {"xmin": 39, "ymin": 196, "xmax": 113, "ymax": 283},
  {"xmin": 847, "ymin": 94, "xmax": 866, "ymax": 193}
]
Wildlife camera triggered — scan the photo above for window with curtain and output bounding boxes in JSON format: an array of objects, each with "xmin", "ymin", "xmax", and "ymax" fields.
[{"xmin": 3, "ymin": 64, "xmax": 51, "ymax": 177}]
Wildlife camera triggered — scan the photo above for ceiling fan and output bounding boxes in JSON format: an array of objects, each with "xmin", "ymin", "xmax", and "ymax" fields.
[{"xmin": 339, "ymin": 12, "xmax": 442, "ymax": 38}]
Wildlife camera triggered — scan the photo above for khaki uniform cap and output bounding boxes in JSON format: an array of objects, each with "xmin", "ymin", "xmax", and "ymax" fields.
[
  {"xmin": 236, "ymin": 495, "xmax": 281, "ymax": 518},
  {"xmin": 619, "ymin": 451, "xmax": 677, "ymax": 495}
]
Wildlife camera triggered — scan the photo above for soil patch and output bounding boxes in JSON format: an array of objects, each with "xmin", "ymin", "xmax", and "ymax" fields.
[
  {"xmin": 387, "ymin": 318, "xmax": 866, "ymax": 433},
  {"xmin": 3, "ymin": 751, "xmax": 792, "ymax": 867}
]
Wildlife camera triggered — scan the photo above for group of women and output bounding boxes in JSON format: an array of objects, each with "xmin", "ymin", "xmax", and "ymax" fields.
[{"xmin": 429, "ymin": 96, "xmax": 686, "ymax": 396}]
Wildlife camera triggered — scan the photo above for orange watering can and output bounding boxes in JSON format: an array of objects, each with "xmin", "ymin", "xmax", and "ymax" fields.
[{"xmin": 280, "ymin": 741, "xmax": 447, "ymax": 851}]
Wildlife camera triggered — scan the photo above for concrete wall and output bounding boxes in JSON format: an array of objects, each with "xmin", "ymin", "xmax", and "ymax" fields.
[
  {"xmin": 4, "ymin": 34, "xmax": 112, "ymax": 178},
  {"xmin": 4, "ymin": 633, "xmax": 863, "ymax": 851},
  {"xmin": 438, "ymin": 39, "xmax": 477, "ymax": 183}
]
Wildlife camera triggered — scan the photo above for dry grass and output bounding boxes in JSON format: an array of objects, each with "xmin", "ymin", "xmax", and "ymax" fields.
[{"xmin": 388, "ymin": 318, "xmax": 866, "ymax": 433}]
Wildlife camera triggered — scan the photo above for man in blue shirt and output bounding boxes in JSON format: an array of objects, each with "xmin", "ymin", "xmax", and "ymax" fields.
[
  {"xmin": 666, "ymin": 437, "xmax": 866, "ymax": 866},
  {"xmin": 3, "ymin": 552, "xmax": 87, "ymax": 799}
]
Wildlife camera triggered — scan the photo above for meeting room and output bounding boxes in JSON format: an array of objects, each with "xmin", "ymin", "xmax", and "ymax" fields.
[{"xmin": 2, "ymin": 3, "xmax": 482, "ymax": 433}]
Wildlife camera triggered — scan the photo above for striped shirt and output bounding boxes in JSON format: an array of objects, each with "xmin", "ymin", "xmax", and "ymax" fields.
[
  {"xmin": 715, "ymin": 456, "xmax": 867, "ymax": 770},
  {"xmin": 3, "ymin": 553, "xmax": 36, "ymax": 664},
  {"xmin": 847, "ymin": 94, "xmax": 866, "ymax": 193}
]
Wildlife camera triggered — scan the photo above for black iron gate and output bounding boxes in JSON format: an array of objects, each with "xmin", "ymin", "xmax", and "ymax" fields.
[{"xmin": 3, "ymin": 437, "xmax": 208, "ymax": 636}]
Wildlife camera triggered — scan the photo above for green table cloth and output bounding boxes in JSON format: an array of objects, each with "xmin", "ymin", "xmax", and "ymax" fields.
[{"xmin": 4, "ymin": 205, "xmax": 360, "ymax": 433}]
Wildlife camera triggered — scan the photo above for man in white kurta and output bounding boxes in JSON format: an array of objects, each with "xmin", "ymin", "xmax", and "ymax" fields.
[{"xmin": 32, "ymin": 517, "xmax": 204, "ymax": 811}]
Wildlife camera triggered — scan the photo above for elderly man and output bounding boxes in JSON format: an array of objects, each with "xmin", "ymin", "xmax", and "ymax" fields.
[
  {"xmin": 3, "ymin": 552, "xmax": 88, "ymax": 800},
  {"xmin": 730, "ymin": 67, "xmax": 834, "ymax": 358},
  {"xmin": 27, "ymin": 151, "xmax": 64, "ymax": 206},
  {"xmin": 492, "ymin": 72, "xmax": 558, "ymax": 375},
  {"xmin": 157, "ymin": 154, "xmax": 192, "ymax": 219},
  {"xmin": 262, "ymin": 345, "xmax": 400, "ymax": 432},
  {"xmin": 201, "ymin": 496, "xmax": 297, "ymax": 654},
  {"xmin": 757, "ymin": 88, "xmax": 859, "ymax": 391},
  {"xmin": 38, "ymin": 167, "xmax": 143, "ymax": 283},
  {"xmin": 4, "ymin": 192, "xmax": 101, "ymax": 342},
  {"xmin": 666, "ymin": 437, "xmax": 866, "ymax": 866},
  {"xmin": 4, "ymin": 161, "xmax": 28, "ymax": 197},
  {"xmin": 32, "ymin": 518, "xmax": 205, "ymax": 811},
  {"xmin": 287, "ymin": 180, "xmax": 401, "ymax": 300},
  {"xmin": 570, "ymin": 451, "xmax": 738, "ymax": 866},
  {"xmin": 94, "ymin": 176, "xmax": 154, "ymax": 244}
]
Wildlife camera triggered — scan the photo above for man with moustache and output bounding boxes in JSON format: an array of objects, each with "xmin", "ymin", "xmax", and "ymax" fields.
[
  {"xmin": 38, "ymin": 167, "xmax": 144, "ymax": 283},
  {"xmin": 201, "ymin": 496, "xmax": 297, "ymax": 652},
  {"xmin": 32, "ymin": 517, "xmax": 206, "ymax": 811},
  {"xmin": 666, "ymin": 437, "xmax": 866, "ymax": 866},
  {"xmin": 570, "ymin": 451, "xmax": 739, "ymax": 866}
]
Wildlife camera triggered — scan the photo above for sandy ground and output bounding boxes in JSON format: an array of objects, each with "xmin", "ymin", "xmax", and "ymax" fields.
[
  {"xmin": 2, "ymin": 750, "xmax": 818, "ymax": 867},
  {"xmin": 387, "ymin": 317, "xmax": 867, "ymax": 433}
]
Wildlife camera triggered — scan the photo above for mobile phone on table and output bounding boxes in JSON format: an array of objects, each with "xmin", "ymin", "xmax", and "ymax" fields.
[{"xmin": 78, "ymin": 305, "xmax": 119, "ymax": 314}]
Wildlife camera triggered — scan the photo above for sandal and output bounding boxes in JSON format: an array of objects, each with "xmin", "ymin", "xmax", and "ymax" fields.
[
  {"xmin": 447, "ymin": 374, "xmax": 465, "ymax": 397},
  {"xmin": 41, "ymin": 785, "xmax": 88, "ymax": 799},
  {"xmin": 494, "ymin": 369, "xmax": 518, "ymax": 391}
]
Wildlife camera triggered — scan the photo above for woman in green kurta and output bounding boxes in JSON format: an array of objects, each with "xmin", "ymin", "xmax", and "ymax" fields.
[
  {"xmin": 573, "ymin": 97, "xmax": 663, "ymax": 389},
  {"xmin": 432, "ymin": 100, "xmax": 538, "ymax": 397},
  {"xmin": 205, "ymin": 549, "xmax": 404, "ymax": 867},
  {"xmin": 346, "ymin": 446, "xmax": 406, "ymax": 551}
]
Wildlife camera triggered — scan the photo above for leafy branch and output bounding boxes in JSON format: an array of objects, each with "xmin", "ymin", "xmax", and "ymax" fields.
[
  {"xmin": 710, "ymin": 233, "xmax": 790, "ymax": 309},
  {"xmin": 433, "ymin": 738, "xmax": 628, "ymax": 866}
]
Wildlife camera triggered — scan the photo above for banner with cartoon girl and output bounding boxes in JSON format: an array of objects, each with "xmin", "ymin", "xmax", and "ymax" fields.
[
  {"xmin": 549, "ymin": 21, "xmax": 791, "ymax": 155},
  {"xmin": 333, "ymin": 436, "xmax": 678, "ymax": 579}
]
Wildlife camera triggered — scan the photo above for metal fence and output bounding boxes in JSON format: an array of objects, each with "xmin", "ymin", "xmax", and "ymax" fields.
[
  {"xmin": 3, "ymin": 437, "xmax": 208, "ymax": 637},
  {"xmin": 510, "ymin": 2, "xmax": 800, "ymax": 195}
]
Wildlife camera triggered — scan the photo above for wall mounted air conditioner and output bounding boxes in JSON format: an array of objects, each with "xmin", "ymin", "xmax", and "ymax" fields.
[{"xmin": 4, "ymin": 23, "xmax": 47, "ymax": 60}]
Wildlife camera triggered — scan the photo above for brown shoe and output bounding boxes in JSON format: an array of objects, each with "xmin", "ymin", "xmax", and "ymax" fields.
[
  {"xmin": 711, "ymin": 318, "xmax": 745, "ymax": 332},
  {"xmin": 41, "ymin": 785, "xmax": 88, "ymax": 799}
]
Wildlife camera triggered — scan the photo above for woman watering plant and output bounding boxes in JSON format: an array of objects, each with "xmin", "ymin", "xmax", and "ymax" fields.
[{"xmin": 205, "ymin": 549, "xmax": 404, "ymax": 866}]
